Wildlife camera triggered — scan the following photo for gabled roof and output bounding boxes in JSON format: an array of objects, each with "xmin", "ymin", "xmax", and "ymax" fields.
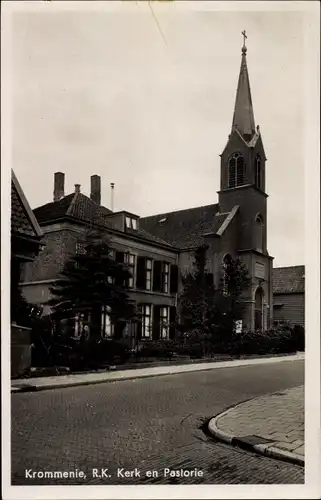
[
  {"xmin": 140, "ymin": 203, "xmax": 236, "ymax": 249},
  {"xmin": 33, "ymin": 192, "xmax": 174, "ymax": 250},
  {"xmin": 33, "ymin": 192, "xmax": 112, "ymax": 225},
  {"xmin": 11, "ymin": 170, "xmax": 43, "ymax": 238},
  {"xmin": 272, "ymin": 265, "xmax": 305, "ymax": 294}
]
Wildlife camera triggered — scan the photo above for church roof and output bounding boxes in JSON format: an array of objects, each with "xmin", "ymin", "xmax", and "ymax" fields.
[
  {"xmin": 231, "ymin": 40, "xmax": 256, "ymax": 139},
  {"xmin": 272, "ymin": 265, "xmax": 305, "ymax": 294},
  {"xmin": 11, "ymin": 170, "xmax": 43, "ymax": 239},
  {"xmin": 140, "ymin": 204, "xmax": 236, "ymax": 249}
]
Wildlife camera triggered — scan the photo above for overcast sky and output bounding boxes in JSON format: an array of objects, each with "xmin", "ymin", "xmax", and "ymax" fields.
[{"xmin": 9, "ymin": 1, "xmax": 308, "ymax": 267}]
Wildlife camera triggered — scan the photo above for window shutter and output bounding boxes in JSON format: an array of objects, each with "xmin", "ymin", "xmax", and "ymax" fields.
[
  {"xmin": 205, "ymin": 273, "xmax": 214, "ymax": 286},
  {"xmin": 152, "ymin": 305, "xmax": 161, "ymax": 341},
  {"xmin": 136, "ymin": 305, "xmax": 142, "ymax": 340},
  {"xmin": 170, "ymin": 265, "xmax": 178, "ymax": 294},
  {"xmin": 115, "ymin": 251, "xmax": 124, "ymax": 263},
  {"xmin": 169, "ymin": 306, "xmax": 176, "ymax": 340},
  {"xmin": 136, "ymin": 257, "xmax": 146, "ymax": 289},
  {"xmin": 153, "ymin": 261, "xmax": 162, "ymax": 292}
]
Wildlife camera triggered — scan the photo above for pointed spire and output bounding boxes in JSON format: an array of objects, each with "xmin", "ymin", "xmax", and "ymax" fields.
[{"xmin": 231, "ymin": 31, "xmax": 256, "ymax": 138}]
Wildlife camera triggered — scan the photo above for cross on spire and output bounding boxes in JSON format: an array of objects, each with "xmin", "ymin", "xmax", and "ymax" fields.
[{"xmin": 241, "ymin": 30, "xmax": 247, "ymax": 54}]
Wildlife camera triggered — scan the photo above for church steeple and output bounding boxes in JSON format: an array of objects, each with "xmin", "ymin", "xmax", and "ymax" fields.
[{"xmin": 231, "ymin": 31, "xmax": 256, "ymax": 139}]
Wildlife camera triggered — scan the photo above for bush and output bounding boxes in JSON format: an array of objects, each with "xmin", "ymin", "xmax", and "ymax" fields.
[
  {"xmin": 227, "ymin": 325, "xmax": 304, "ymax": 356},
  {"xmin": 138, "ymin": 341, "xmax": 174, "ymax": 359}
]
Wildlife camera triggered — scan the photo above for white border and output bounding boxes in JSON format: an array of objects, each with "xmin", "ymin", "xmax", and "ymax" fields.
[{"xmin": 2, "ymin": 1, "xmax": 320, "ymax": 499}]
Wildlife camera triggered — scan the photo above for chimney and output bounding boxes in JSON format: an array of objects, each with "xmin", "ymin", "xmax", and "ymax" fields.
[
  {"xmin": 90, "ymin": 175, "xmax": 101, "ymax": 205},
  {"xmin": 110, "ymin": 182, "xmax": 115, "ymax": 212},
  {"xmin": 74, "ymin": 184, "xmax": 81, "ymax": 194},
  {"xmin": 53, "ymin": 172, "xmax": 65, "ymax": 202}
]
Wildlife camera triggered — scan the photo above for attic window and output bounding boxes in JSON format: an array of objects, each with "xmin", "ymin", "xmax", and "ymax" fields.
[
  {"xmin": 158, "ymin": 217, "xmax": 167, "ymax": 224},
  {"xmin": 125, "ymin": 217, "xmax": 137, "ymax": 230}
]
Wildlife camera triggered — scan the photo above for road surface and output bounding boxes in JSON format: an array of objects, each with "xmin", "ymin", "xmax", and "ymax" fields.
[{"xmin": 11, "ymin": 358, "xmax": 304, "ymax": 485}]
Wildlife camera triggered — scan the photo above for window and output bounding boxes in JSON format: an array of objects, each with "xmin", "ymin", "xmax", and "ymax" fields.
[
  {"xmin": 255, "ymin": 155, "xmax": 262, "ymax": 189},
  {"xmin": 76, "ymin": 242, "xmax": 86, "ymax": 255},
  {"xmin": 101, "ymin": 305, "xmax": 114, "ymax": 337},
  {"xmin": 125, "ymin": 253, "xmax": 135, "ymax": 288},
  {"xmin": 160, "ymin": 306, "xmax": 169, "ymax": 339},
  {"xmin": 74, "ymin": 311, "xmax": 90, "ymax": 338},
  {"xmin": 228, "ymin": 152, "xmax": 244, "ymax": 188},
  {"xmin": 125, "ymin": 217, "xmax": 137, "ymax": 230},
  {"xmin": 222, "ymin": 254, "xmax": 232, "ymax": 296},
  {"xmin": 254, "ymin": 287, "xmax": 264, "ymax": 332},
  {"xmin": 255, "ymin": 215, "xmax": 264, "ymax": 253},
  {"xmin": 162, "ymin": 263, "xmax": 169, "ymax": 293},
  {"xmin": 107, "ymin": 249, "xmax": 115, "ymax": 284},
  {"xmin": 146, "ymin": 259, "xmax": 152, "ymax": 291},
  {"xmin": 141, "ymin": 304, "xmax": 152, "ymax": 338}
]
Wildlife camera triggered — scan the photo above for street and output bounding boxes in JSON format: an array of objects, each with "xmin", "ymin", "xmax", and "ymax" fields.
[{"xmin": 11, "ymin": 359, "xmax": 304, "ymax": 485}]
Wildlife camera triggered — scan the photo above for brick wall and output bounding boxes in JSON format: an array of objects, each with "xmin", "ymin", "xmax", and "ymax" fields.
[
  {"xmin": 22, "ymin": 228, "xmax": 82, "ymax": 282},
  {"xmin": 273, "ymin": 292, "xmax": 305, "ymax": 327}
]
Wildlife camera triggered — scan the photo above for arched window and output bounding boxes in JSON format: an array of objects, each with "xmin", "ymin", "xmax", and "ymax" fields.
[
  {"xmin": 222, "ymin": 254, "xmax": 232, "ymax": 295},
  {"xmin": 255, "ymin": 155, "xmax": 261, "ymax": 189},
  {"xmin": 254, "ymin": 287, "xmax": 264, "ymax": 331},
  {"xmin": 255, "ymin": 215, "xmax": 264, "ymax": 253},
  {"xmin": 228, "ymin": 153, "xmax": 244, "ymax": 188}
]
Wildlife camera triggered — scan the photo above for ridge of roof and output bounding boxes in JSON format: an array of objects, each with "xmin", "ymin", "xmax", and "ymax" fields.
[{"xmin": 216, "ymin": 205, "xmax": 239, "ymax": 236}]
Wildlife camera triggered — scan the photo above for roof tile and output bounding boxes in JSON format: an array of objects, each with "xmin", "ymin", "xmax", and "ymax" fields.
[{"xmin": 140, "ymin": 204, "xmax": 225, "ymax": 249}]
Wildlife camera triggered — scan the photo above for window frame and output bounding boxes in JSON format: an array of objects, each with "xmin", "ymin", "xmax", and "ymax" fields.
[
  {"xmin": 141, "ymin": 304, "xmax": 152, "ymax": 338},
  {"xmin": 255, "ymin": 155, "xmax": 262, "ymax": 189},
  {"xmin": 124, "ymin": 252, "xmax": 135, "ymax": 288},
  {"xmin": 145, "ymin": 258, "xmax": 152, "ymax": 291},
  {"xmin": 159, "ymin": 306, "xmax": 169, "ymax": 339},
  {"xmin": 228, "ymin": 152, "xmax": 244, "ymax": 188},
  {"xmin": 101, "ymin": 305, "xmax": 114, "ymax": 338}
]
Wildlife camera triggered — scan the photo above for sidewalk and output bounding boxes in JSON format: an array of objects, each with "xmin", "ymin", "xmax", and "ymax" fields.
[
  {"xmin": 208, "ymin": 385, "xmax": 304, "ymax": 466},
  {"xmin": 11, "ymin": 353, "xmax": 304, "ymax": 393}
]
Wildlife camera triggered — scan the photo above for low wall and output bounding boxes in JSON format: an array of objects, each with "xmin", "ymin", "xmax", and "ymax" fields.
[{"xmin": 11, "ymin": 324, "xmax": 32, "ymax": 378}]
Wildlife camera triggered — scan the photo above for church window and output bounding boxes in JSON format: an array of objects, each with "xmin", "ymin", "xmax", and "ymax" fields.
[
  {"xmin": 228, "ymin": 153, "xmax": 244, "ymax": 188},
  {"xmin": 254, "ymin": 287, "xmax": 264, "ymax": 332},
  {"xmin": 255, "ymin": 155, "xmax": 262, "ymax": 189},
  {"xmin": 255, "ymin": 215, "xmax": 264, "ymax": 253},
  {"xmin": 222, "ymin": 254, "xmax": 232, "ymax": 295}
]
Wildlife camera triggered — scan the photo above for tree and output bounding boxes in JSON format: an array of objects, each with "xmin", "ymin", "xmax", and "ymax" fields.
[
  {"xmin": 48, "ymin": 229, "xmax": 136, "ymax": 338},
  {"xmin": 179, "ymin": 245, "xmax": 217, "ymax": 337},
  {"xmin": 214, "ymin": 255, "xmax": 251, "ymax": 339}
]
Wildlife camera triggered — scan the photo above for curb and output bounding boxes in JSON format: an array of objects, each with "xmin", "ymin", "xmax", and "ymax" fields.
[
  {"xmin": 208, "ymin": 400, "xmax": 304, "ymax": 467},
  {"xmin": 11, "ymin": 354, "xmax": 304, "ymax": 394}
]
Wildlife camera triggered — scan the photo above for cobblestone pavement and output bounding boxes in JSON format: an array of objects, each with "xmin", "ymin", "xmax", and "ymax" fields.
[
  {"xmin": 214, "ymin": 386, "xmax": 304, "ymax": 458},
  {"xmin": 11, "ymin": 359, "xmax": 304, "ymax": 485}
]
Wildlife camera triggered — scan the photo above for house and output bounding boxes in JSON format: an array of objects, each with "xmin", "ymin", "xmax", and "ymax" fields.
[
  {"xmin": 11, "ymin": 170, "xmax": 43, "ymax": 377},
  {"xmin": 21, "ymin": 174, "xmax": 179, "ymax": 345},
  {"xmin": 272, "ymin": 266, "xmax": 305, "ymax": 327},
  {"xmin": 21, "ymin": 38, "xmax": 280, "ymax": 338}
]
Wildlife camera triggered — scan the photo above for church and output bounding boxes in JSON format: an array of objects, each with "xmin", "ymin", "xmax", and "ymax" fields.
[{"xmin": 21, "ymin": 35, "xmax": 275, "ymax": 339}]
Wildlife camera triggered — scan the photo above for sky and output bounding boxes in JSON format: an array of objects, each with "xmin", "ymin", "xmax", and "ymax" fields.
[{"xmin": 9, "ymin": 1, "xmax": 308, "ymax": 267}]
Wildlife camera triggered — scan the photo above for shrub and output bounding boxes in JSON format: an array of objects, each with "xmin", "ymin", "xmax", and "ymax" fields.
[{"xmin": 138, "ymin": 341, "xmax": 174, "ymax": 359}]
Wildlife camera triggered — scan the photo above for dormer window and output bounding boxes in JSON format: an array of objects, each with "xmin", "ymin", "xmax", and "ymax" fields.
[
  {"xmin": 125, "ymin": 217, "xmax": 137, "ymax": 230},
  {"xmin": 228, "ymin": 152, "xmax": 244, "ymax": 188},
  {"xmin": 255, "ymin": 155, "xmax": 262, "ymax": 189}
]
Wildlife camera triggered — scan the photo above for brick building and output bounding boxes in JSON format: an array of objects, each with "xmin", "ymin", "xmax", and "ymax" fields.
[
  {"xmin": 272, "ymin": 266, "xmax": 305, "ymax": 328},
  {"xmin": 21, "ymin": 38, "xmax": 284, "ymax": 338},
  {"xmin": 11, "ymin": 170, "xmax": 43, "ymax": 376}
]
